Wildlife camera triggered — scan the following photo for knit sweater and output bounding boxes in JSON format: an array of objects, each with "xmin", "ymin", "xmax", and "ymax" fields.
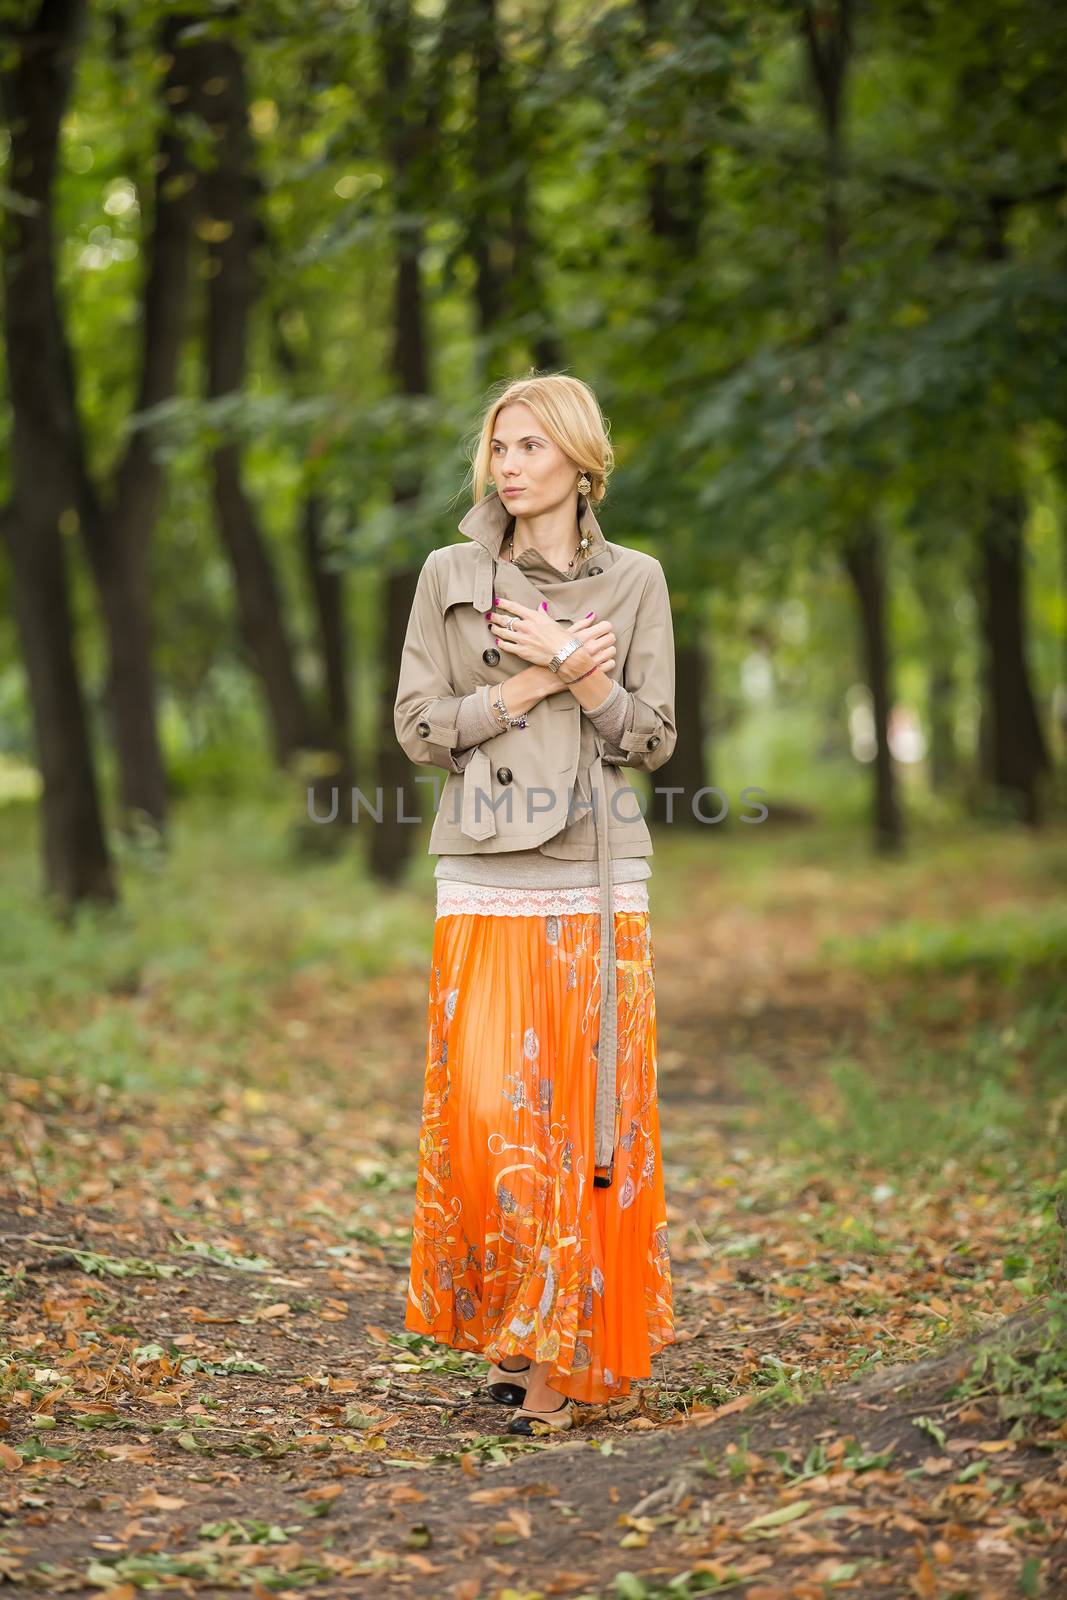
[{"xmin": 433, "ymin": 675, "xmax": 651, "ymax": 888}]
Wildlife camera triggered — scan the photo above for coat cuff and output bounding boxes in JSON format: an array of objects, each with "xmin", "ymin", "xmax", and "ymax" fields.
[
  {"xmin": 413, "ymin": 696, "xmax": 472, "ymax": 773},
  {"xmin": 454, "ymin": 683, "xmax": 504, "ymax": 749},
  {"xmin": 601, "ymin": 695, "xmax": 670, "ymax": 770}
]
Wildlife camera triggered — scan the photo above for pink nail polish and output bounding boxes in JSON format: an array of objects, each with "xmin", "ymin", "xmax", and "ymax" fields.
[{"xmin": 586, "ymin": 610, "xmax": 594, "ymax": 617}]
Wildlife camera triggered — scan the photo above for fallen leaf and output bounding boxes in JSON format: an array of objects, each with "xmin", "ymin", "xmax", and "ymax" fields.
[{"xmin": 740, "ymin": 1498, "xmax": 814, "ymax": 1532}]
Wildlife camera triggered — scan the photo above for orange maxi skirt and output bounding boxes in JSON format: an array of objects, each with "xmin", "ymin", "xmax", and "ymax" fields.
[{"xmin": 404, "ymin": 899, "xmax": 675, "ymax": 1405}]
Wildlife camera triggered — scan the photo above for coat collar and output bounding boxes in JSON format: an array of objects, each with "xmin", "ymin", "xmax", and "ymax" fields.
[{"xmin": 457, "ymin": 487, "xmax": 610, "ymax": 578}]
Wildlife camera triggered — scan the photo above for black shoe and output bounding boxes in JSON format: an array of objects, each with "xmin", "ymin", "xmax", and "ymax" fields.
[
  {"xmin": 507, "ymin": 1395, "xmax": 573, "ymax": 1435},
  {"xmin": 486, "ymin": 1358, "xmax": 531, "ymax": 1405}
]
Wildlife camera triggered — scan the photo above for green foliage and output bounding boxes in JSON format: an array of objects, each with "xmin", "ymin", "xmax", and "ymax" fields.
[
  {"xmin": 953, "ymin": 1286, "xmax": 1067, "ymax": 1440},
  {"xmin": 820, "ymin": 902, "xmax": 1067, "ymax": 983},
  {"xmin": 0, "ymin": 794, "xmax": 431, "ymax": 1094},
  {"xmin": 1, "ymin": 0, "xmax": 1065, "ymax": 844}
]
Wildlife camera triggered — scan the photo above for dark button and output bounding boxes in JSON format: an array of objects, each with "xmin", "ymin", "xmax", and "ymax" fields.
[
  {"xmin": 417, "ymin": 720, "xmax": 431, "ymax": 737},
  {"xmin": 588, "ymin": 565, "xmax": 603, "ymax": 576},
  {"xmin": 483, "ymin": 647, "xmax": 500, "ymax": 665},
  {"xmin": 646, "ymin": 734, "xmax": 660, "ymax": 750},
  {"xmin": 496, "ymin": 766, "xmax": 513, "ymax": 784}
]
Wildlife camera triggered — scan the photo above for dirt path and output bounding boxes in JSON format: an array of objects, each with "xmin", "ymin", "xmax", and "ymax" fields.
[{"xmin": 1, "ymin": 877, "xmax": 1063, "ymax": 1596}]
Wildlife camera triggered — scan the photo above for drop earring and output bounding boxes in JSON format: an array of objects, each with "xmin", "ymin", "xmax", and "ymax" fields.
[{"xmin": 571, "ymin": 473, "xmax": 593, "ymax": 569}]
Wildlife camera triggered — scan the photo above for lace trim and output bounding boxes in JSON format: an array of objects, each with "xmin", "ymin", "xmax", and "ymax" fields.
[{"xmin": 435, "ymin": 879, "xmax": 649, "ymax": 918}]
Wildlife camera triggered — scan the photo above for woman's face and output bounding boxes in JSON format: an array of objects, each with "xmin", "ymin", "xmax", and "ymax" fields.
[{"xmin": 488, "ymin": 402, "xmax": 580, "ymax": 516}]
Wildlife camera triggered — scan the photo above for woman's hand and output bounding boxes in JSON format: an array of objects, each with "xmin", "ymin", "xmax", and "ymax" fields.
[{"xmin": 488, "ymin": 597, "xmax": 616, "ymax": 686}]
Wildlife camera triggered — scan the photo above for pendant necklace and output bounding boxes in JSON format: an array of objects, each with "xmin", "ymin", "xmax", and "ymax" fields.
[{"xmin": 503, "ymin": 520, "xmax": 590, "ymax": 570}]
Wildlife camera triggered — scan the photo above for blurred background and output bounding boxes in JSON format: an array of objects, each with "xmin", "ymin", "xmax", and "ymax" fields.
[
  {"xmin": 0, "ymin": 0, "xmax": 1064, "ymax": 1110},
  {"xmin": 1, "ymin": 7, "xmax": 1065, "ymax": 1567},
  {"xmin": 2, "ymin": 0, "xmax": 1066, "ymax": 907}
]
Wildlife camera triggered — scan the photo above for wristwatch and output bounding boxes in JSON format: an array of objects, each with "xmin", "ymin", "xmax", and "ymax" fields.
[{"xmin": 548, "ymin": 637, "xmax": 583, "ymax": 676}]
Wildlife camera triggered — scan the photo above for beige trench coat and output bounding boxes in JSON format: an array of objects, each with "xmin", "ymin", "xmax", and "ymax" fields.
[{"xmin": 394, "ymin": 487, "xmax": 677, "ymax": 1184}]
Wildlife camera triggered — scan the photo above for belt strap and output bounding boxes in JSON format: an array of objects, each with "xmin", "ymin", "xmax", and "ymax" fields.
[
  {"xmin": 591, "ymin": 740, "xmax": 617, "ymax": 1187},
  {"xmin": 460, "ymin": 748, "xmax": 497, "ymax": 841}
]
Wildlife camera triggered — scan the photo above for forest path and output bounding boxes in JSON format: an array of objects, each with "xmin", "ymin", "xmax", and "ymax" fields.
[{"xmin": 2, "ymin": 840, "xmax": 1063, "ymax": 1596}]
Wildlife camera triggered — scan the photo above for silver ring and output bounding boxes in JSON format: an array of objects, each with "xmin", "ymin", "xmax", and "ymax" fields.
[{"xmin": 506, "ymin": 617, "xmax": 518, "ymax": 631}]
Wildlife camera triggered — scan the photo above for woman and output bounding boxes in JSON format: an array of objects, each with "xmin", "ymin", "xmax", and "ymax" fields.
[{"xmin": 394, "ymin": 372, "xmax": 677, "ymax": 1434}]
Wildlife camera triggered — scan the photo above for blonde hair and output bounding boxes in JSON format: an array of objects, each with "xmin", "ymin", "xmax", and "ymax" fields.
[{"xmin": 465, "ymin": 372, "xmax": 615, "ymax": 509}]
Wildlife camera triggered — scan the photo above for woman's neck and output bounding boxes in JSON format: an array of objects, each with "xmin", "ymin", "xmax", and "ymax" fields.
[{"xmin": 507, "ymin": 505, "xmax": 578, "ymax": 569}]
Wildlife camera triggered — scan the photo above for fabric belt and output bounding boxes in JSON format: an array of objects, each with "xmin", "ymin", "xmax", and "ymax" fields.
[{"xmin": 590, "ymin": 739, "xmax": 617, "ymax": 1186}]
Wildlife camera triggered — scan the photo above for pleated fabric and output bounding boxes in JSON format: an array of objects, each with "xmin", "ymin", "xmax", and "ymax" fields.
[{"xmin": 404, "ymin": 906, "xmax": 675, "ymax": 1405}]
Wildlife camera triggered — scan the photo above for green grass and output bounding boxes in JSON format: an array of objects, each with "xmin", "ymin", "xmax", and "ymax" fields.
[
  {"xmin": 820, "ymin": 900, "xmax": 1067, "ymax": 982},
  {"xmin": 0, "ymin": 789, "xmax": 433, "ymax": 1095},
  {"xmin": 2, "ymin": 791, "xmax": 1064, "ymax": 1162},
  {"xmin": 742, "ymin": 997, "xmax": 1063, "ymax": 1182}
]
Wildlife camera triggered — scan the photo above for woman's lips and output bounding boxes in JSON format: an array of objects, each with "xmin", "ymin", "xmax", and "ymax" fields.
[{"xmin": 503, "ymin": 488, "xmax": 525, "ymax": 496}]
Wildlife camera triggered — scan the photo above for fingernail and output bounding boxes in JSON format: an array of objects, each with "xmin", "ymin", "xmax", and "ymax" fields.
[
  {"xmin": 586, "ymin": 610, "xmax": 594, "ymax": 617},
  {"xmin": 494, "ymin": 596, "xmax": 499, "ymax": 604},
  {"xmin": 541, "ymin": 601, "xmax": 548, "ymax": 611}
]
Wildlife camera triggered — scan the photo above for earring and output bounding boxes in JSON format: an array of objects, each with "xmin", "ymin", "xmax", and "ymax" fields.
[{"xmin": 577, "ymin": 472, "xmax": 592, "ymax": 495}]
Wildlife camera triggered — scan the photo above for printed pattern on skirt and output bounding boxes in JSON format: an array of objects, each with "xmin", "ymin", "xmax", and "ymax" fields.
[{"xmin": 405, "ymin": 905, "xmax": 675, "ymax": 1405}]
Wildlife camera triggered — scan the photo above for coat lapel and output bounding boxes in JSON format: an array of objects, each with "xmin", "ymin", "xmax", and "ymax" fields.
[{"xmin": 456, "ymin": 487, "xmax": 616, "ymax": 614}]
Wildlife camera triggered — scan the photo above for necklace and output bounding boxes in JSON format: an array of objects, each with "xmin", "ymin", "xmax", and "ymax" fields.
[{"xmin": 503, "ymin": 522, "xmax": 591, "ymax": 570}]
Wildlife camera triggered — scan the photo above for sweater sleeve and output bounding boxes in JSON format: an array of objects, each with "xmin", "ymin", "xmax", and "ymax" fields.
[
  {"xmin": 583, "ymin": 677, "xmax": 632, "ymax": 747},
  {"xmin": 452, "ymin": 683, "xmax": 504, "ymax": 754},
  {"xmin": 597, "ymin": 561, "xmax": 677, "ymax": 772}
]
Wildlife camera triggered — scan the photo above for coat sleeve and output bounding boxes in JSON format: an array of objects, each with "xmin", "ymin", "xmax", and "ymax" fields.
[
  {"xmin": 394, "ymin": 549, "xmax": 494, "ymax": 774},
  {"xmin": 599, "ymin": 558, "xmax": 677, "ymax": 773}
]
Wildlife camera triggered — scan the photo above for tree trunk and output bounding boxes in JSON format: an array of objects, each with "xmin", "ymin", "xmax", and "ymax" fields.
[
  {"xmin": 469, "ymin": 0, "xmax": 562, "ymax": 378},
  {"xmin": 376, "ymin": 565, "xmax": 422, "ymax": 880},
  {"xmin": 81, "ymin": 14, "xmax": 210, "ymax": 835},
  {"xmin": 978, "ymin": 491, "xmax": 1051, "ymax": 825},
  {"xmin": 200, "ymin": 29, "xmax": 319, "ymax": 767},
  {"xmin": 650, "ymin": 640, "xmax": 707, "ymax": 829},
  {"xmin": 370, "ymin": 0, "xmax": 436, "ymax": 884},
  {"xmin": 0, "ymin": 0, "xmax": 115, "ymax": 908},
  {"xmin": 913, "ymin": 544, "xmax": 959, "ymax": 794},
  {"xmin": 300, "ymin": 492, "xmax": 355, "ymax": 791},
  {"xmin": 1, "ymin": 510, "xmax": 116, "ymax": 908},
  {"xmin": 843, "ymin": 526, "xmax": 902, "ymax": 853},
  {"xmin": 804, "ymin": 0, "xmax": 903, "ymax": 850},
  {"xmin": 927, "ymin": 661, "xmax": 958, "ymax": 794},
  {"xmin": 640, "ymin": 0, "xmax": 708, "ymax": 825},
  {"xmin": 1061, "ymin": 502, "xmax": 1067, "ymax": 763},
  {"xmin": 265, "ymin": 217, "xmax": 357, "ymax": 804},
  {"xmin": 371, "ymin": 247, "xmax": 430, "ymax": 883}
]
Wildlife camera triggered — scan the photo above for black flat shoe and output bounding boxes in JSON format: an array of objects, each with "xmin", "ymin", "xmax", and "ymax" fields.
[
  {"xmin": 486, "ymin": 1358, "xmax": 531, "ymax": 1405},
  {"xmin": 507, "ymin": 1395, "xmax": 573, "ymax": 1435}
]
